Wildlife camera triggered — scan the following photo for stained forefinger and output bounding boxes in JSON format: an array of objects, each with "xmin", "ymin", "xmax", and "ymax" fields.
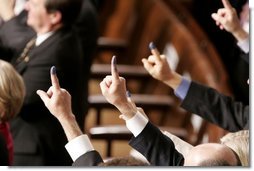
[
  {"xmin": 50, "ymin": 66, "xmax": 61, "ymax": 89},
  {"xmin": 111, "ymin": 55, "xmax": 120, "ymax": 80},
  {"xmin": 149, "ymin": 42, "xmax": 161, "ymax": 61}
]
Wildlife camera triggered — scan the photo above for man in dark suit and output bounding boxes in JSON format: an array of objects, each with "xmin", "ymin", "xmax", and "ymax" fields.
[
  {"xmin": 142, "ymin": 43, "xmax": 248, "ymax": 132},
  {"xmin": 37, "ymin": 60, "xmax": 240, "ymax": 166},
  {"xmin": 0, "ymin": 0, "xmax": 99, "ymax": 129},
  {"xmin": 0, "ymin": 0, "xmax": 88, "ymax": 166},
  {"xmin": 192, "ymin": 0, "xmax": 249, "ymax": 105}
]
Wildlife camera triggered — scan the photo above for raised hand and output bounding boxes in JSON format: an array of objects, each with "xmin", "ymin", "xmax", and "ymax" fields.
[
  {"xmin": 100, "ymin": 56, "xmax": 137, "ymax": 119},
  {"xmin": 211, "ymin": 0, "xmax": 241, "ymax": 33},
  {"xmin": 142, "ymin": 42, "xmax": 182, "ymax": 89},
  {"xmin": 36, "ymin": 66, "xmax": 73, "ymax": 121}
]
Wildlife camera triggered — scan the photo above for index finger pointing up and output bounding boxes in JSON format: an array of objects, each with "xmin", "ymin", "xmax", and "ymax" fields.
[
  {"xmin": 149, "ymin": 42, "xmax": 161, "ymax": 61},
  {"xmin": 50, "ymin": 66, "xmax": 61, "ymax": 89},
  {"xmin": 222, "ymin": 0, "xmax": 233, "ymax": 9},
  {"xmin": 111, "ymin": 55, "xmax": 120, "ymax": 80}
]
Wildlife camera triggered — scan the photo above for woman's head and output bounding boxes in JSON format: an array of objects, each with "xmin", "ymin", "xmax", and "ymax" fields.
[{"xmin": 0, "ymin": 60, "xmax": 25, "ymax": 122}]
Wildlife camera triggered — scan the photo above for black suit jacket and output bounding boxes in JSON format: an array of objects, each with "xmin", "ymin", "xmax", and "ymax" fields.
[
  {"xmin": 241, "ymin": 52, "xmax": 249, "ymax": 63},
  {"xmin": 0, "ymin": 4, "xmax": 97, "ymax": 165},
  {"xmin": 72, "ymin": 150, "xmax": 103, "ymax": 166},
  {"xmin": 9, "ymin": 27, "xmax": 86, "ymax": 166},
  {"xmin": 0, "ymin": 11, "xmax": 35, "ymax": 61},
  {"xmin": 129, "ymin": 122, "xmax": 184, "ymax": 166},
  {"xmin": 0, "ymin": 133, "xmax": 9, "ymax": 166},
  {"xmin": 181, "ymin": 81, "xmax": 249, "ymax": 132},
  {"xmin": 72, "ymin": 122, "xmax": 184, "ymax": 166}
]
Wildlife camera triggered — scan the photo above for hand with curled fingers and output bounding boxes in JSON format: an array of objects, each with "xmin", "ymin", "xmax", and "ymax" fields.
[
  {"xmin": 36, "ymin": 66, "xmax": 74, "ymax": 122},
  {"xmin": 100, "ymin": 56, "xmax": 137, "ymax": 120},
  {"xmin": 142, "ymin": 42, "xmax": 182, "ymax": 90},
  {"xmin": 36, "ymin": 66, "xmax": 82, "ymax": 140},
  {"xmin": 211, "ymin": 0, "xmax": 247, "ymax": 41}
]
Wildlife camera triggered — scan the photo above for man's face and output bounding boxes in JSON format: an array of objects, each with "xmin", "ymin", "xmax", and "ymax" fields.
[{"xmin": 25, "ymin": 0, "xmax": 52, "ymax": 33}]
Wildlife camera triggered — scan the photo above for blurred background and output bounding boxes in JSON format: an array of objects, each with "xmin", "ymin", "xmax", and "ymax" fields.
[{"xmin": 85, "ymin": 0, "xmax": 249, "ymax": 159}]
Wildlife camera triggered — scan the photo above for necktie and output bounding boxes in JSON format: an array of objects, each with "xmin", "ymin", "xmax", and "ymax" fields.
[{"xmin": 16, "ymin": 37, "xmax": 36, "ymax": 64}]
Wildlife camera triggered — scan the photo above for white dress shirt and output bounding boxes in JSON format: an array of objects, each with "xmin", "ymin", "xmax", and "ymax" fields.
[
  {"xmin": 65, "ymin": 134, "xmax": 95, "ymax": 161},
  {"xmin": 237, "ymin": 37, "xmax": 249, "ymax": 53},
  {"xmin": 35, "ymin": 31, "xmax": 54, "ymax": 46},
  {"xmin": 64, "ymin": 111, "xmax": 149, "ymax": 162}
]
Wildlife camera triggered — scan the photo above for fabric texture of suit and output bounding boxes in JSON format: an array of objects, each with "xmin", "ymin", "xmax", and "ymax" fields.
[
  {"xmin": 72, "ymin": 122, "xmax": 184, "ymax": 166},
  {"xmin": 9, "ymin": 27, "xmax": 86, "ymax": 166},
  {"xmin": 0, "ymin": 11, "xmax": 35, "ymax": 62},
  {"xmin": 0, "ymin": 2, "xmax": 98, "ymax": 164},
  {"xmin": 0, "ymin": 133, "xmax": 9, "ymax": 166},
  {"xmin": 72, "ymin": 0, "xmax": 99, "ymax": 127},
  {"xmin": 129, "ymin": 122, "xmax": 184, "ymax": 166},
  {"xmin": 192, "ymin": 0, "xmax": 249, "ymax": 106},
  {"xmin": 181, "ymin": 81, "xmax": 249, "ymax": 132},
  {"xmin": 72, "ymin": 150, "xmax": 103, "ymax": 166},
  {"xmin": 0, "ymin": 13, "xmax": 87, "ymax": 164}
]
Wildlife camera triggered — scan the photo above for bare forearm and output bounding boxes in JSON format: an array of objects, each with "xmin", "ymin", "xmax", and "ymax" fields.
[
  {"xmin": 163, "ymin": 72, "xmax": 183, "ymax": 90},
  {"xmin": 232, "ymin": 28, "xmax": 249, "ymax": 42},
  {"xmin": 116, "ymin": 101, "xmax": 137, "ymax": 120},
  {"xmin": 58, "ymin": 114, "xmax": 83, "ymax": 142}
]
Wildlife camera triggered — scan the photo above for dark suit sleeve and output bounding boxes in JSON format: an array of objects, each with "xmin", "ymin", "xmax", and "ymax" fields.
[
  {"xmin": 129, "ymin": 122, "xmax": 184, "ymax": 166},
  {"xmin": 72, "ymin": 150, "xmax": 103, "ymax": 166},
  {"xmin": 241, "ymin": 52, "xmax": 249, "ymax": 63},
  {"xmin": 181, "ymin": 81, "xmax": 249, "ymax": 132},
  {"xmin": 0, "ymin": 10, "xmax": 35, "ymax": 61}
]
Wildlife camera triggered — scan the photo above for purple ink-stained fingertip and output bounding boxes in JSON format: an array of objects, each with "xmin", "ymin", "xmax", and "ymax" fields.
[
  {"xmin": 112, "ymin": 55, "xmax": 117, "ymax": 65},
  {"xmin": 111, "ymin": 55, "xmax": 118, "ymax": 72},
  {"xmin": 149, "ymin": 42, "xmax": 156, "ymax": 50},
  {"xmin": 50, "ymin": 66, "xmax": 56, "ymax": 75}
]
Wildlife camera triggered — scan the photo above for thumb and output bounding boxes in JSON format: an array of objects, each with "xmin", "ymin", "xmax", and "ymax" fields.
[
  {"xmin": 36, "ymin": 90, "xmax": 50, "ymax": 105},
  {"xmin": 142, "ymin": 58, "xmax": 153, "ymax": 72},
  {"xmin": 211, "ymin": 13, "xmax": 220, "ymax": 22}
]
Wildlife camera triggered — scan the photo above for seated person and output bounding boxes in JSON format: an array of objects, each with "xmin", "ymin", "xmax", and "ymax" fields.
[
  {"xmin": 36, "ymin": 66, "xmax": 149, "ymax": 166},
  {"xmin": 163, "ymin": 129, "xmax": 249, "ymax": 166},
  {"xmin": 37, "ymin": 61, "xmax": 242, "ymax": 166},
  {"xmin": 211, "ymin": 0, "xmax": 249, "ymax": 58},
  {"xmin": 143, "ymin": 42, "xmax": 249, "ymax": 132},
  {"xmin": 0, "ymin": 59, "xmax": 25, "ymax": 165}
]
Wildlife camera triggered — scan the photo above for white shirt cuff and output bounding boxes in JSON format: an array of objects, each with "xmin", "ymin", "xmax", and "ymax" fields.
[
  {"xmin": 237, "ymin": 37, "xmax": 249, "ymax": 53},
  {"xmin": 126, "ymin": 111, "xmax": 149, "ymax": 137},
  {"xmin": 65, "ymin": 134, "xmax": 94, "ymax": 161}
]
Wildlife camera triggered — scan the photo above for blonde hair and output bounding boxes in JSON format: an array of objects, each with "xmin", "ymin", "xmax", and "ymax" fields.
[
  {"xmin": 0, "ymin": 60, "xmax": 25, "ymax": 122},
  {"xmin": 220, "ymin": 130, "xmax": 249, "ymax": 166}
]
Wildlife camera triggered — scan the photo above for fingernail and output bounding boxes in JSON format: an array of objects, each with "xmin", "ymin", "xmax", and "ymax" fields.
[
  {"xmin": 112, "ymin": 55, "xmax": 117, "ymax": 65},
  {"xmin": 112, "ymin": 55, "xmax": 118, "ymax": 71},
  {"xmin": 51, "ymin": 66, "xmax": 56, "ymax": 75},
  {"xmin": 126, "ymin": 91, "xmax": 131, "ymax": 98},
  {"xmin": 149, "ymin": 42, "xmax": 156, "ymax": 50}
]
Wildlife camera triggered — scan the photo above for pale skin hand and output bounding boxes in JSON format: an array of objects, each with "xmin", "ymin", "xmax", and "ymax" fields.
[
  {"xmin": 100, "ymin": 56, "xmax": 137, "ymax": 120},
  {"xmin": 0, "ymin": 0, "xmax": 15, "ymax": 21},
  {"xmin": 36, "ymin": 66, "xmax": 82, "ymax": 141},
  {"xmin": 142, "ymin": 47, "xmax": 182, "ymax": 90},
  {"xmin": 211, "ymin": 0, "xmax": 248, "ymax": 42}
]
